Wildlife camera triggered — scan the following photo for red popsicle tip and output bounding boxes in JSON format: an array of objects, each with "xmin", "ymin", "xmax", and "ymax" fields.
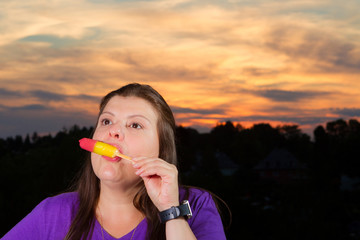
[{"xmin": 79, "ymin": 138, "xmax": 96, "ymax": 152}]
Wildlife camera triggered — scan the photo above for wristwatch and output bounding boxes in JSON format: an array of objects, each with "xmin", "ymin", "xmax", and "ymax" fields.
[{"xmin": 159, "ymin": 200, "xmax": 192, "ymax": 223}]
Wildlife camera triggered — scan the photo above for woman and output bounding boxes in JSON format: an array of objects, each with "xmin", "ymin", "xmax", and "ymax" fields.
[{"xmin": 2, "ymin": 83, "xmax": 226, "ymax": 240}]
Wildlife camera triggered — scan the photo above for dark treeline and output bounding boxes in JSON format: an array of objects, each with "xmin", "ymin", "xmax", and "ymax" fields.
[{"xmin": 1, "ymin": 119, "xmax": 360, "ymax": 239}]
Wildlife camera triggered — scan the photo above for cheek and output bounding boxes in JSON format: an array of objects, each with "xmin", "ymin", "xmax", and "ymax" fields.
[
  {"xmin": 90, "ymin": 153, "xmax": 100, "ymax": 172},
  {"xmin": 152, "ymin": 138, "xmax": 160, "ymax": 156},
  {"xmin": 127, "ymin": 135, "xmax": 159, "ymax": 157},
  {"xmin": 92, "ymin": 128, "xmax": 104, "ymax": 139},
  {"xmin": 142, "ymin": 136, "xmax": 160, "ymax": 157}
]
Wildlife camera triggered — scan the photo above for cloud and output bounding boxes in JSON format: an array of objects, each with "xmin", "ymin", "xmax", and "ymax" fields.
[
  {"xmin": 106, "ymin": 50, "xmax": 220, "ymax": 83},
  {"xmin": 8, "ymin": 104, "xmax": 50, "ymax": 111},
  {"xmin": 0, "ymin": 88, "xmax": 100, "ymax": 112},
  {"xmin": 20, "ymin": 34, "xmax": 80, "ymax": 48},
  {"xmin": 242, "ymin": 67, "xmax": 280, "ymax": 77},
  {"xmin": 29, "ymin": 90, "xmax": 67, "ymax": 101},
  {"xmin": 17, "ymin": 27, "xmax": 103, "ymax": 48},
  {"xmin": 254, "ymin": 89, "xmax": 331, "ymax": 102},
  {"xmin": 0, "ymin": 88, "xmax": 99, "ymax": 105},
  {"xmin": 171, "ymin": 106, "xmax": 225, "ymax": 115},
  {"xmin": 0, "ymin": 103, "xmax": 96, "ymax": 139},
  {"xmin": 231, "ymin": 115, "xmax": 329, "ymax": 127},
  {"xmin": 0, "ymin": 88, "xmax": 23, "ymax": 98},
  {"xmin": 331, "ymin": 108, "xmax": 360, "ymax": 117},
  {"xmin": 264, "ymin": 25, "xmax": 360, "ymax": 73},
  {"xmin": 76, "ymin": 94, "xmax": 101, "ymax": 102},
  {"xmin": 215, "ymin": 84, "xmax": 333, "ymax": 103}
]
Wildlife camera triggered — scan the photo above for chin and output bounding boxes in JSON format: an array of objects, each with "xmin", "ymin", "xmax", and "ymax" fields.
[{"xmin": 100, "ymin": 169, "xmax": 121, "ymax": 180}]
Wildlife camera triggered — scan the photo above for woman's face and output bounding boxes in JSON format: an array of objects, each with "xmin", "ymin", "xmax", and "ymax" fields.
[{"xmin": 91, "ymin": 95, "xmax": 160, "ymax": 185}]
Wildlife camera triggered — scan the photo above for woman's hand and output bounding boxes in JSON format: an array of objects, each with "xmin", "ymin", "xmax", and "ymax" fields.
[
  {"xmin": 133, "ymin": 157, "xmax": 197, "ymax": 240},
  {"xmin": 133, "ymin": 157, "xmax": 179, "ymax": 211}
]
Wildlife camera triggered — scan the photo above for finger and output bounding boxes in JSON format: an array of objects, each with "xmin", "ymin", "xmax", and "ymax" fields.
[
  {"xmin": 136, "ymin": 163, "xmax": 178, "ymax": 180},
  {"xmin": 132, "ymin": 156, "xmax": 148, "ymax": 165},
  {"xmin": 134, "ymin": 158, "xmax": 174, "ymax": 173},
  {"xmin": 132, "ymin": 157, "xmax": 159, "ymax": 168},
  {"xmin": 133, "ymin": 157, "xmax": 173, "ymax": 171}
]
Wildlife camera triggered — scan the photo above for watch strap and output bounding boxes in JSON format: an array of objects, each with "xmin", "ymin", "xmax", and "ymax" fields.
[{"xmin": 159, "ymin": 200, "xmax": 192, "ymax": 223}]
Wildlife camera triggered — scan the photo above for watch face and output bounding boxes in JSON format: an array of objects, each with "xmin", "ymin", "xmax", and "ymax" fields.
[{"xmin": 182, "ymin": 200, "xmax": 192, "ymax": 218}]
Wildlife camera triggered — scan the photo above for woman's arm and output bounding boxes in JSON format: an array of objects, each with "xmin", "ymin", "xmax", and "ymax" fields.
[
  {"xmin": 133, "ymin": 157, "xmax": 226, "ymax": 240},
  {"xmin": 165, "ymin": 218, "xmax": 196, "ymax": 240},
  {"xmin": 133, "ymin": 157, "xmax": 197, "ymax": 239}
]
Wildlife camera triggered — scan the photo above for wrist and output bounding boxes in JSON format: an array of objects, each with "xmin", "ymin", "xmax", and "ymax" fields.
[
  {"xmin": 158, "ymin": 201, "xmax": 179, "ymax": 212},
  {"xmin": 158, "ymin": 200, "xmax": 192, "ymax": 223}
]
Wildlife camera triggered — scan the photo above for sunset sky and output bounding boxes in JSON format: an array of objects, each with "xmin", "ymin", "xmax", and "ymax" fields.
[{"xmin": 1, "ymin": 0, "xmax": 360, "ymax": 139}]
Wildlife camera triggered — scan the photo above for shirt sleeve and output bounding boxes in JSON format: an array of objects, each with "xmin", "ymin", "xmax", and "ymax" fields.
[
  {"xmin": 187, "ymin": 189, "xmax": 227, "ymax": 240},
  {"xmin": 1, "ymin": 200, "xmax": 46, "ymax": 240},
  {"xmin": 1, "ymin": 193, "xmax": 75, "ymax": 240}
]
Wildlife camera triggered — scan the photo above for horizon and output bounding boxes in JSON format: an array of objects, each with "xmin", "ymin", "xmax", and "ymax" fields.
[{"xmin": 3, "ymin": 117, "xmax": 356, "ymax": 142}]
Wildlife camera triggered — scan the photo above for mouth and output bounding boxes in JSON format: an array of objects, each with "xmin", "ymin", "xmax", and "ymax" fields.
[
  {"xmin": 102, "ymin": 155, "xmax": 121, "ymax": 162},
  {"xmin": 102, "ymin": 142, "xmax": 125, "ymax": 162}
]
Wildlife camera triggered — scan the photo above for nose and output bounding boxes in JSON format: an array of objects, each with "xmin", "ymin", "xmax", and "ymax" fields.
[{"xmin": 109, "ymin": 124, "xmax": 124, "ymax": 140}]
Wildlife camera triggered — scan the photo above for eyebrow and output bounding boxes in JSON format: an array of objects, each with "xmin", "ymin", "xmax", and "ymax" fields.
[
  {"xmin": 129, "ymin": 114, "xmax": 152, "ymax": 122},
  {"xmin": 101, "ymin": 112, "xmax": 152, "ymax": 124},
  {"xmin": 101, "ymin": 111, "xmax": 115, "ymax": 116}
]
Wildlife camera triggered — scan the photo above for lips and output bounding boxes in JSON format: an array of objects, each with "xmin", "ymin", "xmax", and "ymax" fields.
[
  {"xmin": 102, "ymin": 155, "xmax": 121, "ymax": 162},
  {"xmin": 102, "ymin": 142, "xmax": 125, "ymax": 162}
]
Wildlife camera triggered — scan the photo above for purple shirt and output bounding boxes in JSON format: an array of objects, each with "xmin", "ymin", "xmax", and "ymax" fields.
[{"xmin": 2, "ymin": 188, "xmax": 226, "ymax": 239}]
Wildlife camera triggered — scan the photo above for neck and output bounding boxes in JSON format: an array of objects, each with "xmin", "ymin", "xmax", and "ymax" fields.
[
  {"xmin": 97, "ymin": 180, "xmax": 144, "ymax": 221},
  {"xmin": 96, "ymin": 181, "xmax": 145, "ymax": 238}
]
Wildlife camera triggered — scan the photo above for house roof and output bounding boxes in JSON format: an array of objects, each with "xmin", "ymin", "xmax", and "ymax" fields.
[
  {"xmin": 254, "ymin": 148, "xmax": 305, "ymax": 170},
  {"xmin": 216, "ymin": 151, "xmax": 239, "ymax": 169}
]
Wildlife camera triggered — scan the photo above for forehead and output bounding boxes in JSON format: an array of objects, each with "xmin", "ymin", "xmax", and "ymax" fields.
[{"xmin": 103, "ymin": 95, "xmax": 158, "ymax": 120}]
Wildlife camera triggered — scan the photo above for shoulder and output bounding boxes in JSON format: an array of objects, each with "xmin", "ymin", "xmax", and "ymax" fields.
[
  {"xmin": 179, "ymin": 186, "xmax": 215, "ymax": 208},
  {"xmin": 2, "ymin": 192, "xmax": 79, "ymax": 239},
  {"xmin": 35, "ymin": 192, "xmax": 79, "ymax": 226},
  {"xmin": 42, "ymin": 192, "xmax": 79, "ymax": 206},
  {"xmin": 179, "ymin": 186, "xmax": 218, "ymax": 218},
  {"xmin": 37, "ymin": 192, "xmax": 79, "ymax": 238},
  {"xmin": 179, "ymin": 186, "xmax": 226, "ymax": 240},
  {"xmin": 37, "ymin": 192, "xmax": 79, "ymax": 213}
]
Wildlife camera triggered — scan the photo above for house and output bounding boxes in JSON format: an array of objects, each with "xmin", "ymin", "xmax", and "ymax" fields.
[
  {"xmin": 340, "ymin": 175, "xmax": 360, "ymax": 191},
  {"xmin": 254, "ymin": 148, "xmax": 307, "ymax": 183},
  {"xmin": 215, "ymin": 151, "xmax": 239, "ymax": 176}
]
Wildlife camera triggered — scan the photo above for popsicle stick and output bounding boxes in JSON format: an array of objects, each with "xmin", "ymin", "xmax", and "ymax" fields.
[{"xmin": 115, "ymin": 152, "xmax": 134, "ymax": 163}]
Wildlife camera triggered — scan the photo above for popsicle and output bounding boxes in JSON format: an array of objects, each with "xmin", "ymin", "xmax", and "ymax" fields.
[{"xmin": 79, "ymin": 138, "xmax": 133, "ymax": 162}]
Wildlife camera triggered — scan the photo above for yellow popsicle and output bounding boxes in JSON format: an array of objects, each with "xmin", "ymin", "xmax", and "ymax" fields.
[{"xmin": 79, "ymin": 138, "xmax": 132, "ymax": 162}]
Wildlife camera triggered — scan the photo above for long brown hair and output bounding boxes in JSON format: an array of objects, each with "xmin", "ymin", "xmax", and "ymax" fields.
[{"xmin": 65, "ymin": 83, "xmax": 176, "ymax": 240}]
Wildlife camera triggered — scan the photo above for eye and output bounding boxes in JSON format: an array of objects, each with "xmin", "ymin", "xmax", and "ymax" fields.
[
  {"xmin": 101, "ymin": 118, "xmax": 112, "ymax": 126},
  {"xmin": 129, "ymin": 122, "xmax": 142, "ymax": 129}
]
